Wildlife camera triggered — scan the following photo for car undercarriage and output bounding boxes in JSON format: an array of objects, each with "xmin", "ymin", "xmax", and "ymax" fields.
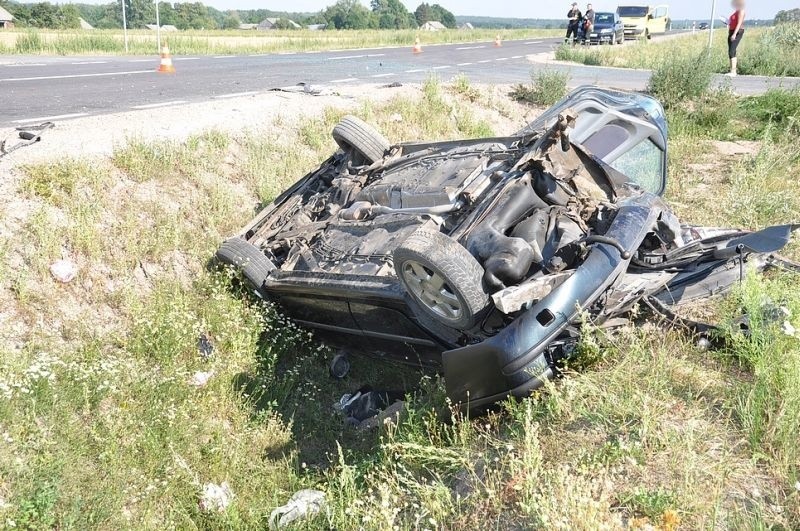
[{"xmin": 218, "ymin": 87, "xmax": 798, "ymax": 411}]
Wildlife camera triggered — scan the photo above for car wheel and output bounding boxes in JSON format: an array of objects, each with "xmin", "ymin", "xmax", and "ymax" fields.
[
  {"xmin": 394, "ymin": 229, "xmax": 491, "ymax": 330},
  {"xmin": 645, "ymin": 30, "xmax": 651, "ymax": 40},
  {"xmin": 332, "ymin": 115, "xmax": 391, "ymax": 165},
  {"xmin": 610, "ymin": 34, "xmax": 616, "ymax": 45},
  {"xmin": 216, "ymin": 238, "xmax": 276, "ymax": 296}
]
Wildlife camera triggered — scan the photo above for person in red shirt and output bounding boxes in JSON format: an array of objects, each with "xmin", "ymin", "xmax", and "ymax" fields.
[{"xmin": 727, "ymin": 0, "xmax": 746, "ymax": 77}]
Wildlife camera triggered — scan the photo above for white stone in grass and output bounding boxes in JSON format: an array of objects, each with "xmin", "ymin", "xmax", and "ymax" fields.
[
  {"xmin": 199, "ymin": 482, "xmax": 234, "ymax": 513},
  {"xmin": 389, "ymin": 113, "xmax": 403, "ymax": 123},
  {"xmin": 190, "ymin": 371, "xmax": 215, "ymax": 388},
  {"xmin": 49, "ymin": 259, "xmax": 78, "ymax": 283}
]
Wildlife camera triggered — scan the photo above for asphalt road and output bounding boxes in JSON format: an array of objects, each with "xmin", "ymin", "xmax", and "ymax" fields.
[{"xmin": 1, "ymin": 33, "xmax": 797, "ymax": 127}]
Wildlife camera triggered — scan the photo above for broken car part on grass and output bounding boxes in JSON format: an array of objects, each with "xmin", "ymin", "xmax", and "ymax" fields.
[
  {"xmin": 218, "ymin": 86, "xmax": 798, "ymax": 412},
  {"xmin": 0, "ymin": 121, "xmax": 54, "ymax": 160}
]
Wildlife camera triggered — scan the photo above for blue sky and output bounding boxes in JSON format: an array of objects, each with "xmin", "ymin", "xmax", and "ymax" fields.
[{"xmin": 218, "ymin": 1, "xmax": 793, "ymax": 20}]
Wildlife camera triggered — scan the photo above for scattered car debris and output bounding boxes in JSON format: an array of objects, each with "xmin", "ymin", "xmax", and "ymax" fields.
[
  {"xmin": 335, "ymin": 386, "xmax": 405, "ymax": 427},
  {"xmin": 197, "ymin": 333, "xmax": 215, "ymax": 360},
  {"xmin": 198, "ymin": 481, "xmax": 234, "ymax": 513},
  {"xmin": 271, "ymin": 83, "xmax": 337, "ymax": 97},
  {"xmin": 782, "ymin": 321, "xmax": 797, "ymax": 337},
  {"xmin": 189, "ymin": 371, "xmax": 215, "ymax": 388},
  {"xmin": 218, "ymin": 87, "xmax": 800, "ymax": 412},
  {"xmin": 50, "ymin": 259, "xmax": 78, "ymax": 283},
  {"xmin": 0, "ymin": 122, "xmax": 54, "ymax": 160},
  {"xmin": 269, "ymin": 489, "xmax": 326, "ymax": 529}
]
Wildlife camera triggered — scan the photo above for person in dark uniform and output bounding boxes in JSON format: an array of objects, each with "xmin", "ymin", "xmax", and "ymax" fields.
[
  {"xmin": 727, "ymin": 0, "xmax": 746, "ymax": 76},
  {"xmin": 565, "ymin": 2, "xmax": 582, "ymax": 45}
]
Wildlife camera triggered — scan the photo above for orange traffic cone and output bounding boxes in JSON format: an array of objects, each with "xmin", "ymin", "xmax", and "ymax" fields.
[
  {"xmin": 494, "ymin": 34, "xmax": 503, "ymax": 47},
  {"xmin": 157, "ymin": 43, "xmax": 176, "ymax": 74},
  {"xmin": 412, "ymin": 36, "xmax": 423, "ymax": 54}
]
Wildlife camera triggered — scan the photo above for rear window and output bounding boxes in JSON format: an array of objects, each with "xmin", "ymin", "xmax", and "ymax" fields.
[
  {"xmin": 595, "ymin": 13, "xmax": 615, "ymax": 23},
  {"xmin": 618, "ymin": 6, "xmax": 649, "ymax": 17},
  {"xmin": 609, "ymin": 138, "xmax": 664, "ymax": 194}
]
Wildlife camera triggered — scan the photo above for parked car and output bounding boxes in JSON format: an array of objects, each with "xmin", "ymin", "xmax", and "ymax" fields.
[
  {"xmin": 699, "ymin": 22, "xmax": 710, "ymax": 30},
  {"xmin": 619, "ymin": 4, "xmax": 670, "ymax": 39},
  {"xmin": 589, "ymin": 11, "xmax": 625, "ymax": 44},
  {"xmin": 217, "ymin": 87, "xmax": 797, "ymax": 411}
]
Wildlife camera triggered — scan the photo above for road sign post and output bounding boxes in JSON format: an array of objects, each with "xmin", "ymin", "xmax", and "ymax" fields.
[
  {"xmin": 155, "ymin": 0, "xmax": 161, "ymax": 52},
  {"xmin": 708, "ymin": 0, "xmax": 716, "ymax": 47},
  {"xmin": 121, "ymin": 0, "xmax": 129, "ymax": 53}
]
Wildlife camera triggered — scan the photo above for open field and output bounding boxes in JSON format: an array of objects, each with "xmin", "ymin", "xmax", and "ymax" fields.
[
  {"xmin": 0, "ymin": 77, "xmax": 798, "ymax": 529},
  {"xmin": 0, "ymin": 28, "xmax": 559, "ymax": 56},
  {"xmin": 556, "ymin": 25, "xmax": 800, "ymax": 77}
]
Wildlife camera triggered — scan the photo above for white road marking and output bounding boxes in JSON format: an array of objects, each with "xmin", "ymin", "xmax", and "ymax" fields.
[
  {"xmin": 214, "ymin": 55, "xmax": 235, "ymax": 59},
  {"xmin": 432, "ymin": 65, "xmax": 451, "ymax": 70},
  {"xmin": 174, "ymin": 57, "xmax": 200, "ymax": 61},
  {"xmin": 3, "ymin": 63, "xmax": 47, "ymax": 67},
  {"xmin": 1, "ymin": 70, "xmax": 152, "ymax": 82},
  {"xmin": 496, "ymin": 57, "xmax": 510, "ymax": 61},
  {"xmin": 457, "ymin": 62, "xmax": 473, "ymax": 66},
  {"xmin": 214, "ymin": 91, "xmax": 259, "ymax": 99},
  {"xmin": 129, "ymin": 59, "xmax": 152, "ymax": 63},
  {"xmin": 477, "ymin": 60, "xmax": 492, "ymax": 64},
  {"xmin": 131, "ymin": 100, "xmax": 188, "ymax": 110},
  {"xmin": 526, "ymin": 41, "xmax": 544, "ymax": 45},
  {"xmin": 371, "ymin": 73, "xmax": 396, "ymax": 78},
  {"xmin": 71, "ymin": 61, "xmax": 108, "ymax": 65},
  {"xmin": 12, "ymin": 112, "xmax": 89, "ymax": 123},
  {"xmin": 405, "ymin": 69, "xmax": 425, "ymax": 73},
  {"xmin": 511, "ymin": 55, "xmax": 524, "ymax": 59},
  {"xmin": 456, "ymin": 45, "xmax": 485, "ymax": 50},
  {"xmin": 328, "ymin": 53, "xmax": 385, "ymax": 60},
  {"xmin": 331, "ymin": 78, "xmax": 359, "ymax": 83}
]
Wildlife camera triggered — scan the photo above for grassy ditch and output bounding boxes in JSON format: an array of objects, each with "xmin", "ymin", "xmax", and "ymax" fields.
[{"xmin": 0, "ymin": 78, "xmax": 798, "ymax": 529}]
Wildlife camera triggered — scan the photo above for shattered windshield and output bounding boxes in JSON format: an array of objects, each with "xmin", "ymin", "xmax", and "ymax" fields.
[{"xmin": 618, "ymin": 6, "xmax": 649, "ymax": 17}]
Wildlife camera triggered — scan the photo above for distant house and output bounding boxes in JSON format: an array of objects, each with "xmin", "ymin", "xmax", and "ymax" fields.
[
  {"xmin": 239, "ymin": 23, "xmax": 258, "ymax": 30},
  {"xmin": 420, "ymin": 21, "xmax": 447, "ymax": 31},
  {"xmin": 458, "ymin": 22, "xmax": 474, "ymax": 30},
  {"xmin": 79, "ymin": 18, "xmax": 94, "ymax": 30},
  {"xmin": 0, "ymin": 6, "xmax": 14, "ymax": 29},
  {"xmin": 307, "ymin": 24, "xmax": 327, "ymax": 31},
  {"xmin": 258, "ymin": 18, "xmax": 301, "ymax": 30}
]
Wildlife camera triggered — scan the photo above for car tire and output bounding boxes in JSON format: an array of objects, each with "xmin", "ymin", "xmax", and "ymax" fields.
[
  {"xmin": 332, "ymin": 115, "xmax": 390, "ymax": 165},
  {"xmin": 394, "ymin": 230, "xmax": 491, "ymax": 330},
  {"xmin": 216, "ymin": 238, "xmax": 276, "ymax": 295},
  {"xmin": 610, "ymin": 34, "xmax": 616, "ymax": 45}
]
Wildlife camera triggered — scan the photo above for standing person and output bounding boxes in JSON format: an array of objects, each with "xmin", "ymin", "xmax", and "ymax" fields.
[
  {"xmin": 727, "ymin": 0, "xmax": 746, "ymax": 76},
  {"xmin": 582, "ymin": 3, "xmax": 596, "ymax": 44},
  {"xmin": 565, "ymin": 2, "xmax": 582, "ymax": 45}
]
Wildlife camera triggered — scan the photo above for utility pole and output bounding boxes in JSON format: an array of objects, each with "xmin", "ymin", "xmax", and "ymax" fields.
[
  {"xmin": 708, "ymin": 0, "xmax": 716, "ymax": 48},
  {"xmin": 121, "ymin": 0, "xmax": 129, "ymax": 52},
  {"xmin": 155, "ymin": 0, "xmax": 161, "ymax": 51}
]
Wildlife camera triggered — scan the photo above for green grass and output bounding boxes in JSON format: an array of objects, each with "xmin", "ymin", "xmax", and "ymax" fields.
[
  {"xmin": 556, "ymin": 25, "xmax": 800, "ymax": 77},
  {"xmin": 1, "ymin": 79, "xmax": 799, "ymax": 529},
  {"xmin": 0, "ymin": 28, "xmax": 558, "ymax": 56},
  {"xmin": 510, "ymin": 68, "xmax": 569, "ymax": 107}
]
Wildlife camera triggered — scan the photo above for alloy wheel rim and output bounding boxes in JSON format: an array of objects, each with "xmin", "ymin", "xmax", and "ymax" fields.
[{"xmin": 402, "ymin": 261, "xmax": 463, "ymax": 321}]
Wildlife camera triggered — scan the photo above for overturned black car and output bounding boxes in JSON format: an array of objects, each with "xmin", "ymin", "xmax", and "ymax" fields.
[{"xmin": 218, "ymin": 87, "xmax": 797, "ymax": 411}]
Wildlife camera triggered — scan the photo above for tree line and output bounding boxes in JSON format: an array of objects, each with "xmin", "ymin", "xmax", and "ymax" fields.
[{"xmin": 0, "ymin": 0, "xmax": 457, "ymax": 31}]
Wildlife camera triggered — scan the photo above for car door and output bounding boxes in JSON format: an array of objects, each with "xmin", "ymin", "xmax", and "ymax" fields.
[
  {"xmin": 651, "ymin": 5, "xmax": 669, "ymax": 33},
  {"xmin": 615, "ymin": 12, "xmax": 624, "ymax": 40},
  {"xmin": 517, "ymin": 86, "xmax": 668, "ymax": 196}
]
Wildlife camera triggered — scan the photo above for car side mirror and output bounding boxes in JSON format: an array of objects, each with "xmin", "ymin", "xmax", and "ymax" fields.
[{"xmin": 647, "ymin": 13, "xmax": 653, "ymax": 19}]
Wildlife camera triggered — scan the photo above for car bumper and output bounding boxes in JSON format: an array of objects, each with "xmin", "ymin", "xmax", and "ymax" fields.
[
  {"xmin": 589, "ymin": 33, "xmax": 616, "ymax": 42},
  {"xmin": 442, "ymin": 194, "xmax": 662, "ymax": 410},
  {"xmin": 624, "ymin": 28, "xmax": 645, "ymax": 37}
]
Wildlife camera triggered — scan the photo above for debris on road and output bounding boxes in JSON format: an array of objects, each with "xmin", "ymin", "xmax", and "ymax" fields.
[
  {"xmin": 49, "ymin": 259, "xmax": 78, "ymax": 283},
  {"xmin": 271, "ymin": 83, "xmax": 337, "ymax": 97},
  {"xmin": 269, "ymin": 489, "xmax": 326, "ymax": 529}
]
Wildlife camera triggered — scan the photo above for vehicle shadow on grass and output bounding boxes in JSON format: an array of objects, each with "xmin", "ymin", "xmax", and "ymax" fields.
[{"xmin": 232, "ymin": 331, "xmax": 433, "ymax": 468}]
